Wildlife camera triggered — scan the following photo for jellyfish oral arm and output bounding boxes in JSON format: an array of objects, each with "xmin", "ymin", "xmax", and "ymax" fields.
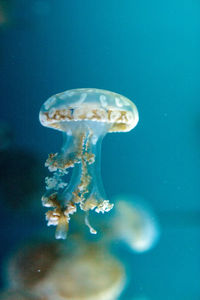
[{"xmin": 42, "ymin": 121, "xmax": 114, "ymax": 239}]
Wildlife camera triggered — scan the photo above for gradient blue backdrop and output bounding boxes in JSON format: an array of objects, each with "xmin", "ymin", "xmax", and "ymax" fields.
[{"xmin": 1, "ymin": 1, "xmax": 200, "ymax": 299}]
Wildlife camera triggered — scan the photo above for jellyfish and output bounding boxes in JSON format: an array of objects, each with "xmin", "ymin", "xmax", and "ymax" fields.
[
  {"xmin": 111, "ymin": 195, "xmax": 160, "ymax": 253},
  {"xmin": 5, "ymin": 238, "xmax": 126, "ymax": 300},
  {"xmin": 34, "ymin": 244, "xmax": 126, "ymax": 300},
  {"xmin": 6, "ymin": 241, "xmax": 61, "ymax": 289},
  {"xmin": 39, "ymin": 88, "xmax": 139, "ymax": 239}
]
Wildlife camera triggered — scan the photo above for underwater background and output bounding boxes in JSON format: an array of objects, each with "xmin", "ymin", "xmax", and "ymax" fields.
[{"xmin": 0, "ymin": 0, "xmax": 200, "ymax": 299}]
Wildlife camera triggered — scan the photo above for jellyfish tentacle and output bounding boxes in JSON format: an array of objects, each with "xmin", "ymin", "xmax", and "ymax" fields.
[{"xmin": 85, "ymin": 211, "xmax": 97, "ymax": 234}]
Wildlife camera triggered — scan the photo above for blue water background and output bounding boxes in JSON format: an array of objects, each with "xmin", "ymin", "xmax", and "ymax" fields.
[{"xmin": 0, "ymin": 1, "xmax": 200, "ymax": 299}]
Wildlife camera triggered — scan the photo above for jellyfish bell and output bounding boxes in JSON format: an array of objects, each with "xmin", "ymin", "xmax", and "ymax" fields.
[
  {"xmin": 39, "ymin": 88, "xmax": 139, "ymax": 132},
  {"xmin": 112, "ymin": 195, "xmax": 160, "ymax": 253},
  {"xmin": 39, "ymin": 88, "xmax": 139, "ymax": 239}
]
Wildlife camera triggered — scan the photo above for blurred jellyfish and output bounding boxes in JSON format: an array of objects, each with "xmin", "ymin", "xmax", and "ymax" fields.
[
  {"xmin": 6, "ymin": 241, "xmax": 61, "ymax": 289},
  {"xmin": 35, "ymin": 245, "xmax": 125, "ymax": 300},
  {"xmin": 39, "ymin": 88, "xmax": 139, "ymax": 239},
  {"xmin": 111, "ymin": 195, "xmax": 160, "ymax": 253},
  {"xmin": 6, "ymin": 239, "xmax": 126, "ymax": 300}
]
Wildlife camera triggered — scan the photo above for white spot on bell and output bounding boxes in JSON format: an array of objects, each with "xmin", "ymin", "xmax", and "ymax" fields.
[
  {"xmin": 100, "ymin": 95, "xmax": 107, "ymax": 107},
  {"xmin": 115, "ymin": 97, "xmax": 123, "ymax": 107}
]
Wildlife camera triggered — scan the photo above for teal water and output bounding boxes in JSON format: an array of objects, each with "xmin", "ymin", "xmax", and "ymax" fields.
[{"xmin": 0, "ymin": 1, "xmax": 200, "ymax": 299}]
